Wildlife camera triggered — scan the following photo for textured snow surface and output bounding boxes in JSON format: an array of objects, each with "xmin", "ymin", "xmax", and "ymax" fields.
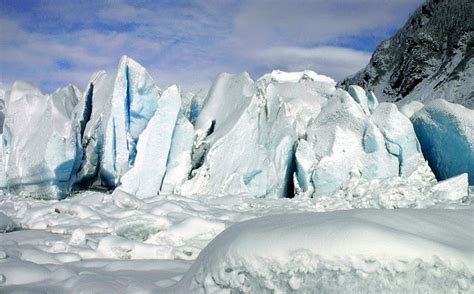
[
  {"xmin": 412, "ymin": 99, "xmax": 474, "ymax": 184},
  {"xmin": 0, "ymin": 186, "xmax": 472, "ymax": 292},
  {"xmin": 0, "ymin": 211, "xmax": 17, "ymax": 233},
  {"xmin": 172, "ymin": 209, "xmax": 474, "ymax": 293}
]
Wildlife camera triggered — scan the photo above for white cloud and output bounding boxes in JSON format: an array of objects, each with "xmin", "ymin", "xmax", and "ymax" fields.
[
  {"xmin": 0, "ymin": 0, "xmax": 423, "ymax": 92},
  {"xmin": 0, "ymin": 17, "xmax": 162, "ymax": 90},
  {"xmin": 232, "ymin": 0, "xmax": 423, "ymax": 47}
]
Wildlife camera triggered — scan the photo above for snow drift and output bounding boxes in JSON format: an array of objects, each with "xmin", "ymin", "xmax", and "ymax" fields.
[{"xmin": 171, "ymin": 209, "xmax": 474, "ymax": 293}]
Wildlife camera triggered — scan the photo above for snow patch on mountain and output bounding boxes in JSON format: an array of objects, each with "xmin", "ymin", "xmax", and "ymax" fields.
[{"xmin": 339, "ymin": 0, "xmax": 473, "ymax": 109}]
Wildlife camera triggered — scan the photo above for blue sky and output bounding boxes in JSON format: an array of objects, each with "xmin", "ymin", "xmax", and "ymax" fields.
[{"xmin": 0, "ymin": 0, "xmax": 423, "ymax": 93}]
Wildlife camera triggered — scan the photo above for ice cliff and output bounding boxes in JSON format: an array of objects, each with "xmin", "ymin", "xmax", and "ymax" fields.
[
  {"xmin": 73, "ymin": 56, "xmax": 163, "ymax": 189},
  {"xmin": 181, "ymin": 72, "xmax": 434, "ymax": 198},
  {"xmin": 0, "ymin": 81, "xmax": 81, "ymax": 197},
  {"xmin": 0, "ymin": 57, "xmax": 471, "ymax": 199},
  {"xmin": 411, "ymin": 99, "xmax": 473, "ymax": 184}
]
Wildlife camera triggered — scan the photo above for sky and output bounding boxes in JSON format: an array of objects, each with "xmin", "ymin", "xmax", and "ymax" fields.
[{"xmin": 0, "ymin": 0, "xmax": 424, "ymax": 93}]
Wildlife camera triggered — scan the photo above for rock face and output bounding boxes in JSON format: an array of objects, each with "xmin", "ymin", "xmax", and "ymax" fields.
[
  {"xmin": 339, "ymin": 0, "xmax": 474, "ymax": 109},
  {"xmin": 411, "ymin": 99, "xmax": 474, "ymax": 184}
]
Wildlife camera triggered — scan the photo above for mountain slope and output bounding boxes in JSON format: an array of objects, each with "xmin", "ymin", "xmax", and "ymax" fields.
[{"xmin": 339, "ymin": 0, "xmax": 474, "ymax": 108}]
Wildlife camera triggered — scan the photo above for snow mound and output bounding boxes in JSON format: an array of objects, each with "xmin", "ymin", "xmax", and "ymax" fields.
[
  {"xmin": 411, "ymin": 99, "xmax": 474, "ymax": 184},
  {"xmin": 399, "ymin": 101, "xmax": 424, "ymax": 118},
  {"xmin": 258, "ymin": 70, "xmax": 336, "ymax": 84},
  {"xmin": 0, "ymin": 211, "xmax": 18, "ymax": 232},
  {"xmin": 172, "ymin": 209, "xmax": 474, "ymax": 293}
]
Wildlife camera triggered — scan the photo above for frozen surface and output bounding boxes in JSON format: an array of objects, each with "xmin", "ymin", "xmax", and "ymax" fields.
[
  {"xmin": 259, "ymin": 70, "xmax": 336, "ymax": 84},
  {"xmin": 412, "ymin": 99, "xmax": 474, "ymax": 184},
  {"xmin": 172, "ymin": 209, "xmax": 474, "ymax": 293},
  {"xmin": 160, "ymin": 111, "xmax": 194, "ymax": 194},
  {"xmin": 0, "ymin": 61, "xmax": 472, "ymax": 292},
  {"xmin": 0, "ymin": 181, "xmax": 472, "ymax": 292},
  {"xmin": 399, "ymin": 101, "xmax": 424, "ymax": 118},
  {"xmin": 0, "ymin": 62, "xmax": 455, "ymax": 201},
  {"xmin": 430, "ymin": 173, "xmax": 469, "ymax": 201}
]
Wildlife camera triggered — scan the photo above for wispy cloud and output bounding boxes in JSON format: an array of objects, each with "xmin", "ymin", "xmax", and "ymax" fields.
[
  {"xmin": 232, "ymin": 0, "xmax": 421, "ymax": 47},
  {"xmin": 0, "ymin": 0, "xmax": 423, "ymax": 93}
]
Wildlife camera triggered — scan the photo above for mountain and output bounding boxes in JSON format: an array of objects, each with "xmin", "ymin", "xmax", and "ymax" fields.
[{"xmin": 339, "ymin": 0, "xmax": 473, "ymax": 108}]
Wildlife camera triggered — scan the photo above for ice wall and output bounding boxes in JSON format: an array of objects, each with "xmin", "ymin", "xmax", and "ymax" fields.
[
  {"xmin": 117, "ymin": 85, "xmax": 193, "ymax": 198},
  {"xmin": 411, "ymin": 99, "xmax": 474, "ymax": 184},
  {"xmin": 74, "ymin": 56, "xmax": 162, "ymax": 188},
  {"xmin": 0, "ymin": 81, "xmax": 81, "ymax": 198},
  {"xmin": 1, "ymin": 57, "xmax": 461, "ymax": 200},
  {"xmin": 181, "ymin": 71, "xmax": 335, "ymax": 198},
  {"xmin": 294, "ymin": 86, "xmax": 432, "ymax": 197}
]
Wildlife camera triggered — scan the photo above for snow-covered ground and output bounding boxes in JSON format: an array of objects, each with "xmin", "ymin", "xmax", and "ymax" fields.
[
  {"xmin": 0, "ymin": 185, "xmax": 472, "ymax": 292},
  {"xmin": 0, "ymin": 57, "xmax": 473, "ymax": 292}
]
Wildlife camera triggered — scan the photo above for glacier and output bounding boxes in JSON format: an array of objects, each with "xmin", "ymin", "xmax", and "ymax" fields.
[
  {"xmin": 295, "ymin": 85, "xmax": 431, "ymax": 196},
  {"xmin": 0, "ymin": 0, "xmax": 472, "ymax": 290},
  {"xmin": 0, "ymin": 56, "xmax": 469, "ymax": 201},
  {"xmin": 411, "ymin": 99, "xmax": 474, "ymax": 184},
  {"xmin": 180, "ymin": 74, "xmax": 434, "ymax": 198},
  {"xmin": 0, "ymin": 57, "xmax": 472, "ymax": 291}
]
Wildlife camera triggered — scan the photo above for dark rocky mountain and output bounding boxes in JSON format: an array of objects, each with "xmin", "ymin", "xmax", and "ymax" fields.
[{"xmin": 339, "ymin": 0, "xmax": 473, "ymax": 108}]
